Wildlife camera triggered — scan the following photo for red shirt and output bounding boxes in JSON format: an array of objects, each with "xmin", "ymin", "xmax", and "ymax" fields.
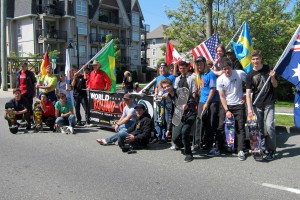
[
  {"xmin": 19, "ymin": 71, "xmax": 27, "ymax": 94},
  {"xmin": 42, "ymin": 101, "xmax": 55, "ymax": 117},
  {"xmin": 86, "ymin": 69, "xmax": 112, "ymax": 91}
]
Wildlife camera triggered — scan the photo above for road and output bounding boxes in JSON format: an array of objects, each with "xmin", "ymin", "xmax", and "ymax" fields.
[{"xmin": 0, "ymin": 90, "xmax": 300, "ymax": 200}]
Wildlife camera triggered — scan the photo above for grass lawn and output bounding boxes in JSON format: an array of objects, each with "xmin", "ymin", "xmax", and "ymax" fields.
[
  {"xmin": 275, "ymin": 100, "xmax": 294, "ymax": 107},
  {"xmin": 275, "ymin": 114, "xmax": 294, "ymax": 127}
]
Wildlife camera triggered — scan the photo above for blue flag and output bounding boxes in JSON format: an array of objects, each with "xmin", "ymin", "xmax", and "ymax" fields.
[
  {"xmin": 295, "ymin": 89, "xmax": 300, "ymax": 128},
  {"xmin": 276, "ymin": 26, "xmax": 300, "ymax": 87}
]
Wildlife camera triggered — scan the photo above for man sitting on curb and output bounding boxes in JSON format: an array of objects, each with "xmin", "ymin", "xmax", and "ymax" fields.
[{"xmin": 117, "ymin": 104, "xmax": 152, "ymax": 153}]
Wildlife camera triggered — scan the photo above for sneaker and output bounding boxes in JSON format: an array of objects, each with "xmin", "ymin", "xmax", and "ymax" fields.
[
  {"xmin": 265, "ymin": 151, "xmax": 275, "ymax": 161},
  {"xmin": 76, "ymin": 121, "xmax": 83, "ymax": 126},
  {"xmin": 169, "ymin": 145, "xmax": 176, "ymax": 150},
  {"xmin": 238, "ymin": 150, "xmax": 245, "ymax": 161},
  {"xmin": 69, "ymin": 127, "xmax": 76, "ymax": 134},
  {"xmin": 207, "ymin": 147, "xmax": 220, "ymax": 157},
  {"xmin": 60, "ymin": 127, "xmax": 66, "ymax": 134},
  {"xmin": 184, "ymin": 154, "xmax": 194, "ymax": 162}
]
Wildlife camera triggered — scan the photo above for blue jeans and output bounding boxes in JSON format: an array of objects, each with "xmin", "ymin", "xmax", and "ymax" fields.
[
  {"xmin": 154, "ymin": 103, "xmax": 169, "ymax": 140},
  {"xmin": 253, "ymin": 104, "xmax": 276, "ymax": 152},
  {"xmin": 105, "ymin": 124, "xmax": 130, "ymax": 144},
  {"xmin": 55, "ymin": 114, "xmax": 76, "ymax": 127}
]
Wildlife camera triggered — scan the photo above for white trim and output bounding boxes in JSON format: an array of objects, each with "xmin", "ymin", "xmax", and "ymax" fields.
[{"xmin": 12, "ymin": 14, "xmax": 38, "ymax": 20}]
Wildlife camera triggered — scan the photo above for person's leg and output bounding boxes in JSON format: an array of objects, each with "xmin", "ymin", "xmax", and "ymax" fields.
[
  {"xmin": 230, "ymin": 105, "xmax": 245, "ymax": 152},
  {"xmin": 23, "ymin": 112, "xmax": 31, "ymax": 129},
  {"xmin": 195, "ymin": 102, "xmax": 204, "ymax": 146},
  {"xmin": 172, "ymin": 122, "xmax": 184, "ymax": 148},
  {"xmin": 253, "ymin": 106, "xmax": 265, "ymax": 150},
  {"xmin": 55, "ymin": 117, "xmax": 64, "ymax": 128},
  {"xmin": 82, "ymin": 96, "xmax": 90, "ymax": 124},
  {"xmin": 74, "ymin": 96, "xmax": 82, "ymax": 123},
  {"xmin": 216, "ymin": 104, "xmax": 226, "ymax": 151},
  {"xmin": 118, "ymin": 131, "xmax": 129, "ymax": 148},
  {"xmin": 264, "ymin": 104, "xmax": 276, "ymax": 152},
  {"xmin": 68, "ymin": 114, "xmax": 76, "ymax": 127},
  {"xmin": 45, "ymin": 116, "xmax": 55, "ymax": 130},
  {"xmin": 181, "ymin": 114, "xmax": 196, "ymax": 155}
]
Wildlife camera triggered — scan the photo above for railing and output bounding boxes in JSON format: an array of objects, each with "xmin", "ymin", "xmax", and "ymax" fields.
[
  {"xmin": 89, "ymin": 34, "xmax": 120, "ymax": 43},
  {"xmin": 120, "ymin": 57, "xmax": 131, "ymax": 64},
  {"xmin": 38, "ymin": 5, "xmax": 65, "ymax": 16},
  {"xmin": 37, "ymin": 29, "xmax": 67, "ymax": 41},
  {"xmin": 98, "ymin": 15, "xmax": 119, "ymax": 24}
]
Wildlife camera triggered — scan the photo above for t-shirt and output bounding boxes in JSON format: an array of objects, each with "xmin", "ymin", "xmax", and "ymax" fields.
[
  {"xmin": 216, "ymin": 70, "xmax": 246, "ymax": 105},
  {"xmin": 73, "ymin": 75, "xmax": 87, "ymax": 97},
  {"xmin": 55, "ymin": 100, "xmax": 73, "ymax": 114},
  {"xmin": 199, "ymin": 70, "xmax": 220, "ymax": 103},
  {"xmin": 122, "ymin": 103, "xmax": 137, "ymax": 128},
  {"xmin": 40, "ymin": 75, "xmax": 57, "ymax": 93},
  {"xmin": 156, "ymin": 73, "xmax": 176, "ymax": 89},
  {"xmin": 41, "ymin": 101, "xmax": 55, "ymax": 117},
  {"xmin": 246, "ymin": 65, "xmax": 276, "ymax": 106},
  {"xmin": 19, "ymin": 71, "xmax": 27, "ymax": 94},
  {"xmin": 56, "ymin": 80, "xmax": 71, "ymax": 99},
  {"xmin": 9, "ymin": 97, "xmax": 29, "ymax": 111}
]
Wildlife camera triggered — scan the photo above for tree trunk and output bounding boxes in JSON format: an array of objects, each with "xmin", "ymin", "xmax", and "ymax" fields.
[{"xmin": 206, "ymin": 0, "xmax": 213, "ymax": 39}]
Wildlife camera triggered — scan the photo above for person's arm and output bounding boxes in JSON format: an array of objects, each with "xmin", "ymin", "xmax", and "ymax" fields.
[
  {"xmin": 14, "ymin": 108, "xmax": 28, "ymax": 116},
  {"xmin": 246, "ymin": 89, "xmax": 253, "ymax": 118},
  {"xmin": 218, "ymin": 90, "xmax": 232, "ymax": 118},
  {"xmin": 173, "ymin": 63, "xmax": 178, "ymax": 76},
  {"xmin": 203, "ymin": 88, "xmax": 216, "ymax": 111},
  {"xmin": 270, "ymin": 70, "xmax": 278, "ymax": 88},
  {"xmin": 131, "ymin": 118, "xmax": 152, "ymax": 142}
]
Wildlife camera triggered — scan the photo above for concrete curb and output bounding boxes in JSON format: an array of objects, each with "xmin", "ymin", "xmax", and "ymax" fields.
[{"xmin": 276, "ymin": 126, "xmax": 300, "ymax": 134}]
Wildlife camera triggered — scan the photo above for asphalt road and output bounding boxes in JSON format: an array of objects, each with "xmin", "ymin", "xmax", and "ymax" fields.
[{"xmin": 0, "ymin": 91, "xmax": 300, "ymax": 200}]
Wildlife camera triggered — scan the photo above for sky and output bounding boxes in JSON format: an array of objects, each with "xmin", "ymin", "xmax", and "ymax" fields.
[{"xmin": 139, "ymin": 0, "xmax": 180, "ymax": 32}]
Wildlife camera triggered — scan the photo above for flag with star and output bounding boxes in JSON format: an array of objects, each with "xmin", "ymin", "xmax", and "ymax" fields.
[
  {"xmin": 93, "ymin": 40, "xmax": 116, "ymax": 92},
  {"xmin": 295, "ymin": 89, "xmax": 300, "ymax": 128},
  {"xmin": 276, "ymin": 25, "xmax": 300, "ymax": 87}
]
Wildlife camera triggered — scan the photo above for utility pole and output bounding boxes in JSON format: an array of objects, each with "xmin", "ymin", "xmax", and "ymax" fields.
[{"xmin": 1, "ymin": 0, "xmax": 7, "ymax": 91}]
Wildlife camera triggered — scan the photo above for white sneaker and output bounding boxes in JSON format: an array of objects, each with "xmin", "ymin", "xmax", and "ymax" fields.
[
  {"xmin": 69, "ymin": 126, "xmax": 75, "ymax": 134},
  {"xmin": 60, "ymin": 127, "xmax": 66, "ymax": 134},
  {"xmin": 238, "ymin": 150, "xmax": 245, "ymax": 161}
]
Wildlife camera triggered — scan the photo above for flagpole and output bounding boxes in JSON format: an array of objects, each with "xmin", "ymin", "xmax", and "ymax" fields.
[
  {"xmin": 226, "ymin": 21, "xmax": 245, "ymax": 49},
  {"xmin": 253, "ymin": 25, "xmax": 300, "ymax": 106},
  {"xmin": 78, "ymin": 39, "xmax": 114, "ymax": 72}
]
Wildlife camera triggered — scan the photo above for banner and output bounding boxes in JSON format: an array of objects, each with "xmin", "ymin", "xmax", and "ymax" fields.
[{"xmin": 88, "ymin": 91, "xmax": 154, "ymax": 128}]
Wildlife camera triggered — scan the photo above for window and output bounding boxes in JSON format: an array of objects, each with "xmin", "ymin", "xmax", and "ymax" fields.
[
  {"xmin": 91, "ymin": 47, "xmax": 98, "ymax": 57},
  {"xmin": 17, "ymin": 24, "xmax": 22, "ymax": 38},
  {"xmin": 152, "ymin": 48, "xmax": 156, "ymax": 56},
  {"xmin": 77, "ymin": 22, "xmax": 87, "ymax": 35},
  {"xmin": 76, "ymin": 0, "xmax": 87, "ymax": 16},
  {"xmin": 131, "ymin": 49, "xmax": 138, "ymax": 60},
  {"xmin": 132, "ymin": 12, "xmax": 139, "ymax": 26},
  {"xmin": 79, "ymin": 45, "xmax": 86, "ymax": 58},
  {"xmin": 152, "ymin": 59, "xmax": 156, "ymax": 66},
  {"xmin": 132, "ymin": 31, "xmax": 139, "ymax": 42},
  {"xmin": 18, "ymin": 44, "xmax": 23, "ymax": 57},
  {"xmin": 152, "ymin": 39, "xmax": 156, "ymax": 45}
]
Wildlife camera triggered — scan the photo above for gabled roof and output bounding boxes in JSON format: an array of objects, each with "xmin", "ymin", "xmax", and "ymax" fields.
[
  {"xmin": 89, "ymin": 0, "xmax": 99, "ymax": 19},
  {"xmin": 121, "ymin": 0, "xmax": 144, "ymax": 23},
  {"xmin": 147, "ymin": 24, "xmax": 168, "ymax": 39}
]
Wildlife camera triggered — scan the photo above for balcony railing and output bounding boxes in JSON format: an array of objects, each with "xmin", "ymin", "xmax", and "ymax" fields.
[
  {"xmin": 120, "ymin": 56, "xmax": 131, "ymax": 64},
  {"xmin": 98, "ymin": 15, "xmax": 119, "ymax": 24},
  {"xmin": 38, "ymin": 5, "xmax": 65, "ymax": 16},
  {"xmin": 37, "ymin": 29, "xmax": 67, "ymax": 41},
  {"xmin": 89, "ymin": 33, "xmax": 121, "ymax": 43}
]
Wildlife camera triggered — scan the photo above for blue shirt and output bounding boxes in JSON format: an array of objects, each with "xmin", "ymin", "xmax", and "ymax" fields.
[
  {"xmin": 155, "ymin": 73, "xmax": 176, "ymax": 88},
  {"xmin": 199, "ymin": 70, "xmax": 220, "ymax": 103}
]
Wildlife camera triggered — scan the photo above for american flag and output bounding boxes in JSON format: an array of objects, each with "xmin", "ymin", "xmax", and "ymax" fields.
[{"xmin": 191, "ymin": 32, "xmax": 220, "ymax": 61}]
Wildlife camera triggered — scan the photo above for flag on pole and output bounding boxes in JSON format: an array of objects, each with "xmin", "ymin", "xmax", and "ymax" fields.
[
  {"xmin": 65, "ymin": 48, "xmax": 74, "ymax": 106},
  {"xmin": 40, "ymin": 52, "xmax": 50, "ymax": 77},
  {"xmin": 232, "ymin": 22, "xmax": 253, "ymax": 73},
  {"xmin": 93, "ymin": 41, "xmax": 116, "ymax": 92},
  {"xmin": 191, "ymin": 32, "xmax": 219, "ymax": 61},
  {"xmin": 295, "ymin": 89, "xmax": 300, "ymax": 128},
  {"xmin": 166, "ymin": 40, "xmax": 182, "ymax": 66},
  {"xmin": 276, "ymin": 26, "xmax": 300, "ymax": 87}
]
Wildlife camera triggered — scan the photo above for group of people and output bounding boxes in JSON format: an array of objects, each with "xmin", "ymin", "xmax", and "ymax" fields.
[{"xmin": 4, "ymin": 59, "xmax": 113, "ymax": 134}]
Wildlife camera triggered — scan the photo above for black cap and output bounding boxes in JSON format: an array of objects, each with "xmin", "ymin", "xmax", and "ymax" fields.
[
  {"xmin": 134, "ymin": 103, "xmax": 146, "ymax": 110},
  {"xmin": 195, "ymin": 56, "xmax": 206, "ymax": 63},
  {"xmin": 160, "ymin": 62, "xmax": 167, "ymax": 67},
  {"xmin": 226, "ymin": 49, "xmax": 234, "ymax": 54}
]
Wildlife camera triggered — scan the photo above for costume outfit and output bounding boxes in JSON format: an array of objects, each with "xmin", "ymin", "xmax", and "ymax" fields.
[
  {"xmin": 216, "ymin": 70, "xmax": 247, "ymax": 152},
  {"xmin": 86, "ymin": 69, "xmax": 112, "ymax": 91},
  {"xmin": 246, "ymin": 65, "xmax": 277, "ymax": 153}
]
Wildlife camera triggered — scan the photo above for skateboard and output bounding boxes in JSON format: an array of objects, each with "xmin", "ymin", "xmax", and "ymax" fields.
[
  {"xmin": 225, "ymin": 115, "xmax": 235, "ymax": 152},
  {"xmin": 33, "ymin": 102, "xmax": 43, "ymax": 132},
  {"xmin": 247, "ymin": 114, "xmax": 263, "ymax": 161},
  {"xmin": 5, "ymin": 102, "xmax": 19, "ymax": 134},
  {"xmin": 172, "ymin": 87, "xmax": 190, "ymax": 126},
  {"xmin": 155, "ymin": 90, "xmax": 165, "ymax": 127}
]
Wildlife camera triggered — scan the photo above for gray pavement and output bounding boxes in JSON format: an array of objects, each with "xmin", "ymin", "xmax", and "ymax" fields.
[{"xmin": 1, "ymin": 90, "xmax": 300, "ymax": 199}]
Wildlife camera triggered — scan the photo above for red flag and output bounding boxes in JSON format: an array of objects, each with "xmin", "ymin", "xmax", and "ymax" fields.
[
  {"xmin": 40, "ymin": 52, "xmax": 50, "ymax": 77},
  {"xmin": 166, "ymin": 40, "xmax": 182, "ymax": 65}
]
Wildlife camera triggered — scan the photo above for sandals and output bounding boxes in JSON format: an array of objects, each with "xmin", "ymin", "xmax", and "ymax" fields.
[{"xmin": 96, "ymin": 138, "xmax": 107, "ymax": 145}]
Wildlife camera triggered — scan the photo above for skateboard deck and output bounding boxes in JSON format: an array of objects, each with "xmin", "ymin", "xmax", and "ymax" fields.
[
  {"xmin": 5, "ymin": 102, "xmax": 18, "ymax": 134},
  {"xmin": 247, "ymin": 114, "xmax": 263, "ymax": 161},
  {"xmin": 172, "ymin": 87, "xmax": 189, "ymax": 126},
  {"xmin": 225, "ymin": 115, "xmax": 235, "ymax": 152},
  {"xmin": 33, "ymin": 102, "xmax": 43, "ymax": 132},
  {"xmin": 155, "ymin": 90, "xmax": 165, "ymax": 127}
]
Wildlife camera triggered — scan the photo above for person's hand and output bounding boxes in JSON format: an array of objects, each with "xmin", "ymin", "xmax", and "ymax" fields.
[
  {"xmin": 54, "ymin": 124, "xmax": 58, "ymax": 129},
  {"xmin": 182, "ymin": 104, "xmax": 188, "ymax": 110},
  {"xmin": 125, "ymin": 134, "xmax": 135, "ymax": 143},
  {"xmin": 13, "ymin": 111, "xmax": 19, "ymax": 115},
  {"xmin": 166, "ymin": 130, "xmax": 171, "ymax": 138},
  {"xmin": 269, "ymin": 70, "xmax": 276, "ymax": 78},
  {"xmin": 114, "ymin": 124, "xmax": 119, "ymax": 132},
  {"xmin": 226, "ymin": 110, "xmax": 233, "ymax": 118},
  {"xmin": 248, "ymin": 109, "xmax": 254, "ymax": 118},
  {"xmin": 74, "ymin": 72, "xmax": 79, "ymax": 77},
  {"xmin": 36, "ymin": 84, "xmax": 40, "ymax": 89},
  {"xmin": 83, "ymin": 65, "xmax": 87, "ymax": 70},
  {"xmin": 203, "ymin": 103, "xmax": 208, "ymax": 111}
]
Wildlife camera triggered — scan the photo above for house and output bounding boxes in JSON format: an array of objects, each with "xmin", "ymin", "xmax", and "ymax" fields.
[{"xmin": 1, "ymin": 0, "xmax": 146, "ymax": 81}]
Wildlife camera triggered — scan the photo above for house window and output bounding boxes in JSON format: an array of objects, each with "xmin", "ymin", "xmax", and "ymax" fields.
[
  {"xmin": 18, "ymin": 44, "xmax": 23, "ymax": 57},
  {"xmin": 132, "ymin": 12, "xmax": 139, "ymax": 26},
  {"xmin": 17, "ymin": 24, "xmax": 22, "ymax": 38},
  {"xmin": 132, "ymin": 31, "xmax": 139, "ymax": 42},
  {"xmin": 91, "ymin": 47, "xmax": 98, "ymax": 57},
  {"xmin": 152, "ymin": 39, "xmax": 156, "ymax": 45},
  {"xmin": 76, "ymin": 0, "xmax": 87, "ymax": 16},
  {"xmin": 152, "ymin": 59, "xmax": 156, "ymax": 66},
  {"xmin": 152, "ymin": 48, "xmax": 156, "ymax": 56},
  {"xmin": 131, "ymin": 49, "xmax": 138, "ymax": 60},
  {"xmin": 79, "ymin": 45, "xmax": 86, "ymax": 58},
  {"xmin": 77, "ymin": 22, "xmax": 87, "ymax": 35}
]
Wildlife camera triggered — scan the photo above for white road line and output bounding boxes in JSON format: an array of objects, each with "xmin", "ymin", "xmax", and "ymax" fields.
[{"xmin": 262, "ymin": 183, "xmax": 300, "ymax": 194}]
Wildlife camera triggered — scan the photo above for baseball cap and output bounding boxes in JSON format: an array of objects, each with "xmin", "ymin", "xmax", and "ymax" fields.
[
  {"xmin": 160, "ymin": 62, "xmax": 167, "ymax": 67},
  {"xmin": 226, "ymin": 49, "xmax": 234, "ymax": 54},
  {"xmin": 195, "ymin": 56, "xmax": 206, "ymax": 63},
  {"xmin": 134, "ymin": 103, "xmax": 146, "ymax": 110},
  {"xmin": 123, "ymin": 93, "xmax": 133, "ymax": 99}
]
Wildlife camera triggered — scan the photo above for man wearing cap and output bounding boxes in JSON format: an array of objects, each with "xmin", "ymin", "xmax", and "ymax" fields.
[
  {"xmin": 226, "ymin": 49, "xmax": 243, "ymax": 70},
  {"xmin": 117, "ymin": 103, "xmax": 152, "ymax": 152},
  {"xmin": 16, "ymin": 62, "xmax": 37, "ymax": 116},
  {"xmin": 96, "ymin": 93, "xmax": 137, "ymax": 145},
  {"xmin": 36, "ymin": 65, "xmax": 58, "ymax": 102},
  {"xmin": 193, "ymin": 56, "xmax": 220, "ymax": 156},
  {"xmin": 84, "ymin": 60, "xmax": 112, "ymax": 91}
]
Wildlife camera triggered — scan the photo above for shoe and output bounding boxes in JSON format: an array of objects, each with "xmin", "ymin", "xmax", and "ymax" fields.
[
  {"xmin": 265, "ymin": 151, "xmax": 275, "ymax": 161},
  {"xmin": 207, "ymin": 147, "xmax": 220, "ymax": 157},
  {"xmin": 184, "ymin": 154, "xmax": 194, "ymax": 162},
  {"xmin": 76, "ymin": 121, "xmax": 83, "ymax": 126},
  {"xmin": 169, "ymin": 145, "xmax": 176, "ymax": 150},
  {"xmin": 151, "ymin": 138, "xmax": 160, "ymax": 143},
  {"xmin": 60, "ymin": 127, "xmax": 66, "ymax": 134},
  {"xmin": 159, "ymin": 139, "xmax": 166, "ymax": 144},
  {"xmin": 238, "ymin": 150, "xmax": 245, "ymax": 161},
  {"xmin": 70, "ymin": 127, "xmax": 76, "ymax": 134}
]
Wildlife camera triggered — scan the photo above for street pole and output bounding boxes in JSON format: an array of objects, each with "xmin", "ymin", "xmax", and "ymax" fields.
[
  {"xmin": 1, "ymin": 0, "xmax": 7, "ymax": 91},
  {"xmin": 76, "ymin": 26, "xmax": 79, "ymax": 67}
]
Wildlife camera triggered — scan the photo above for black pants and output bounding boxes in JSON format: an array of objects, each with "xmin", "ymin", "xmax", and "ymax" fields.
[
  {"xmin": 42, "ymin": 115, "xmax": 55, "ymax": 130},
  {"xmin": 217, "ymin": 104, "xmax": 245, "ymax": 152},
  {"xmin": 172, "ymin": 114, "xmax": 196, "ymax": 155},
  {"xmin": 74, "ymin": 95, "xmax": 90, "ymax": 123},
  {"xmin": 6, "ymin": 113, "xmax": 31, "ymax": 129},
  {"xmin": 21, "ymin": 93, "xmax": 34, "ymax": 115}
]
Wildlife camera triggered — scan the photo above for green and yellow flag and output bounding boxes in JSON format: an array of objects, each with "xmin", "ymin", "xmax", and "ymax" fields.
[{"xmin": 94, "ymin": 40, "xmax": 116, "ymax": 92}]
